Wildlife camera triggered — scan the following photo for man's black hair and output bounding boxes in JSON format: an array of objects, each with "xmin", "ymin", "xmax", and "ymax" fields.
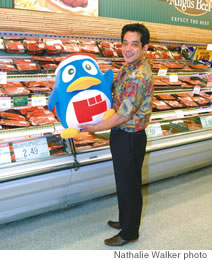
[{"xmin": 121, "ymin": 23, "xmax": 150, "ymax": 47}]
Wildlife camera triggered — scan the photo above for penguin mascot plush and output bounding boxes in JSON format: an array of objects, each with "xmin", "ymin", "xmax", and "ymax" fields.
[{"xmin": 48, "ymin": 53, "xmax": 114, "ymax": 139}]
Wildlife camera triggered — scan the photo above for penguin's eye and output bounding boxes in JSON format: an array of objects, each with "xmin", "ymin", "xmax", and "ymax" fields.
[
  {"xmin": 82, "ymin": 61, "xmax": 98, "ymax": 75},
  {"xmin": 62, "ymin": 65, "xmax": 76, "ymax": 83}
]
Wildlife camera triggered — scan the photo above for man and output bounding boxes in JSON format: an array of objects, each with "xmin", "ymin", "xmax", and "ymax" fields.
[{"xmin": 82, "ymin": 23, "xmax": 153, "ymax": 246}]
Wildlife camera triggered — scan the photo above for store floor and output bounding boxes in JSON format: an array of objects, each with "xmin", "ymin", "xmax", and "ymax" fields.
[{"xmin": 0, "ymin": 165, "xmax": 212, "ymax": 250}]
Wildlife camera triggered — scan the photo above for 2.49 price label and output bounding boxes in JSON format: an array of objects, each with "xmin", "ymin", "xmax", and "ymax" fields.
[
  {"xmin": 145, "ymin": 123, "xmax": 163, "ymax": 139},
  {"xmin": 12, "ymin": 138, "xmax": 50, "ymax": 162}
]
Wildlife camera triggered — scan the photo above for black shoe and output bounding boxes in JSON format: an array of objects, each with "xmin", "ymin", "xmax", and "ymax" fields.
[
  {"xmin": 104, "ymin": 234, "xmax": 138, "ymax": 246},
  {"xmin": 107, "ymin": 220, "xmax": 121, "ymax": 229}
]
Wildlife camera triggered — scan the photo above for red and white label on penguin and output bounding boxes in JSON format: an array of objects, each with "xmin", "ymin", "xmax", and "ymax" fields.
[{"xmin": 66, "ymin": 89, "xmax": 111, "ymax": 129}]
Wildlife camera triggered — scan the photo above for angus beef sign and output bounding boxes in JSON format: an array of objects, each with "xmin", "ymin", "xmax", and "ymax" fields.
[{"xmin": 167, "ymin": 0, "xmax": 211, "ymax": 16}]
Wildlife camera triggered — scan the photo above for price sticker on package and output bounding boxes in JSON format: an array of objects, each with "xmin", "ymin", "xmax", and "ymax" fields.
[
  {"xmin": 31, "ymin": 95, "xmax": 47, "ymax": 107},
  {"xmin": 200, "ymin": 116, "xmax": 212, "ymax": 129},
  {"xmin": 158, "ymin": 69, "xmax": 168, "ymax": 77},
  {"xmin": 12, "ymin": 138, "xmax": 50, "ymax": 162},
  {"xmin": 0, "ymin": 72, "xmax": 7, "ymax": 84},
  {"xmin": 0, "ymin": 97, "xmax": 11, "ymax": 109},
  {"xmin": 169, "ymin": 74, "xmax": 178, "ymax": 83},
  {"xmin": 0, "ymin": 143, "xmax": 11, "ymax": 165},
  {"xmin": 145, "ymin": 123, "xmax": 163, "ymax": 139}
]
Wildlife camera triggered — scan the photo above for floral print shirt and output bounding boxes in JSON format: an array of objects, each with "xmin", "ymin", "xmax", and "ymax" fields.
[{"xmin": 112, "ymin": 58, "xmax": 153, "ymax": 132}]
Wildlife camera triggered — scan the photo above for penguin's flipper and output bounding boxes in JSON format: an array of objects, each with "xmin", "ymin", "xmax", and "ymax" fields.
[
  {"xmin": 104, "ymin": 69, "xmax": 114, "ymax": 87},
  {"xmin": 103, "ymin": 109, "xmax": 115, "ymax": 121},
  {"xmin": 48, "ymin": 88, "xmax": 58, "ymax": 111},
  {"xmin": 61, "ymin": 128, "xmax": 80, "ymax": 139}
]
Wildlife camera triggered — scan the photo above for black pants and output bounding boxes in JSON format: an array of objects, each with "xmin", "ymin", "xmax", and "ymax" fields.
[{"xmin": 110, "ymin": 129, "xmax": 147, "ymax": 240}]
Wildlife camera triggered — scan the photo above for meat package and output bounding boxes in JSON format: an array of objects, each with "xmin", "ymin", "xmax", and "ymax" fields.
[
  {"xmin": 44, "ymin": 39, "xmax": 64, "ymax": 54},
  {"xmin": 4, "ymin": 40, "xmax": 25, "ymax": 53},
  {"xmin": 0, "ymin": 64, "xmax": 17, "ymax": 72},
  {"xmin": 191, "ymin": 96, "xmax": 211, "ymax": 106},
  {"xmin": 0, "ymin": 110, "xmax": 30, "ymax": 128},
  {"xmin": 178, "ymin": 97, "xmax": 198, "ymax": 107},
  {"xmin": 62, "ymin": 39, "xmax": 80, "ymax": 53},
  {"xmin": 25, "ymin": 81, "xmax": 52, "ymax": 93},
  {"xmin": 2, "ymin": 82, "xmax": 30, "ymax": 95},
  {"xmin": 156, "ymin": 94, "xmax": 176, "ymax": 100},
  {"xmin": 16, "ymin": 62, "xmax": 40, "ymax": 73},
  {"xmin": 79, "ymin": 40, "xmax": 100, "ymax": 54},
  {"xmin": 152, "ymin": 98, "xmax": 171, "ymax": 110},
  {"xmin": 164, "ymin": 100, "xmax": 185, "ymax": 108},
  {"xmin": 23, "ymin": 39, "xmax": 45, "ymax": 54}
]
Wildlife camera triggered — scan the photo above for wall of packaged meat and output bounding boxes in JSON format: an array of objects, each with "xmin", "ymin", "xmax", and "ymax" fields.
[{"xmin": 0, "ymin": 35, "xmax": 212, "ymax": 165}]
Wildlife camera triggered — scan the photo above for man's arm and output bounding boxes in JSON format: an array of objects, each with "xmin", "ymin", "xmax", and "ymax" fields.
[{"xmin": 81, "ymin": 112, "xmax": 129, "ymax": 133}]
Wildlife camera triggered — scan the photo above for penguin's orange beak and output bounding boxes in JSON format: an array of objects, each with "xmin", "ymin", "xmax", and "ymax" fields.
[{"xmin": 67, "ymin": 77, "xmax": 101, "ymax": 92}]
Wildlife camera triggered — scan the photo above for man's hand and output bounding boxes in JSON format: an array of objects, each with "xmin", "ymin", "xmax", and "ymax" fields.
[{"xmin": 81, "ymin": 124, "xmax": 97, "ymax": 133}]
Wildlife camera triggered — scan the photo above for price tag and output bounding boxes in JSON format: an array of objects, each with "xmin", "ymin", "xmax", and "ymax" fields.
[
  {"xmin": 0, "ymin": 72, "xmax": 7, "ymax": 84},
  {"xmin": 0, "ymin": 97, "xmax": 11, "ymax": 109},
  {"xmin": 145, "ymin": 123, "xmax": 163, "ymax": 139},
  {"xmin": 12, "ymin": 138, "xmax": 50, "ymax": 162},
  {"xmin": 192, "ymin": 86, "xmax": 201, "ymax": 95},
  {"xmin": 207, "ymin": 44, "xmax": 212, "ymax": 51},
  {"xmin": 169, "ymin": 74, "xmax": 178, "ymax": 83},
  {"xmin": 158, "ymin": 69, "xmax": 168, "ymax": 77},
  {"xmin": 0, "ymin": 143, "xmax": 11, "ymax": 165},
  {"xmin": 200, "ymin": 116, "xmax": 212, "ymax": 129},
  {"xmin": 175, "ymin": 110, "xmax": 184, "ymax": 118},
  {"xmin": 31, "ymin": 95, "xmax": 47, "ymax": 107}
]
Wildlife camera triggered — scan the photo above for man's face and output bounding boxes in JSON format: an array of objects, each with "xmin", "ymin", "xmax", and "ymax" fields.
[{"xmin": 122, "ymin": 31, "xmax": 147, "ymax": 64}]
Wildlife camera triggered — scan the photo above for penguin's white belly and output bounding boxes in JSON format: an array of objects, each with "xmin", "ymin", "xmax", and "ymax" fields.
[{"xmin": 66, "ymin": 90, "xmax": 111, "ymax": 129}]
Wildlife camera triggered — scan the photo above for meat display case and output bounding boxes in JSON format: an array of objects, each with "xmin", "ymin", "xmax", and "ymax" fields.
[{"xmin": 0, "ymin": 17, "xmax": 212, "ymax": 224}]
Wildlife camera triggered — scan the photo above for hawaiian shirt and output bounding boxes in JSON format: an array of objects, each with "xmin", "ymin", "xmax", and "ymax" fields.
[{"xmin": 112, "ymin": 58, "xmax": 153, "ymax": 132}]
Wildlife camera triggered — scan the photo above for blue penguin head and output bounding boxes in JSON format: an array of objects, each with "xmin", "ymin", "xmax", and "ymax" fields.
[{"xmin": 48, "ymin": 53, "xmax": 114, "ymax": 129}]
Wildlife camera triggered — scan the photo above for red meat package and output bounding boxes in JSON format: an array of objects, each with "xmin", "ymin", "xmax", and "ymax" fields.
[
  {"xmin": 153, "ymin": 99, "xmax": 171, "ymax": 110},
  {"xmin": 2, "ymin": 82, "xmax": 30, "ymax": 95},
  {"xmin": 23, "ymin": 39, "xmax": 45, "ymax": 54},
  {"xmin": 0, "ymin": 64, "xmax": 17, "ymax": 72},
  {"xmin": 16, "ymin": 63, "xmax": 40, "ymax": 73},
  {"xmin": 178, "ymin": 97, "xmax": 198, "ymax": 107},
  {"xmin": 164, "ymin": 100, "xmax": 185, "ymax": 108},
  {"xmin": 0, "ymin": 119, "xmax": 30, "ymax": 127},
  {"xmin": 44, "ymin": 40, "xmax": 64, "ymax": 54},
  {"xmin": 0, "ymin": 111, "xmax": 26, "ymax": 121},
  {"xmin": 156, "ymin": 94, "xmax": 176, "ymax": 100},
  {"xmin": 4, "ymin": 40, "xmax": 25, "ymax": 53}
]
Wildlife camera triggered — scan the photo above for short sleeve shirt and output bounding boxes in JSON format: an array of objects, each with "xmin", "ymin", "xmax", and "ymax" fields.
[{"xmin": 112, "ymin": 58, "xmax": 153, "ymax": 132}]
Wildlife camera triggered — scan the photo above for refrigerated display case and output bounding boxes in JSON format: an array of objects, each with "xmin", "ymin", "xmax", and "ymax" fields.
[{"xmin": 0, "ymin": 10, "xmax": 212, "ymax": 224}]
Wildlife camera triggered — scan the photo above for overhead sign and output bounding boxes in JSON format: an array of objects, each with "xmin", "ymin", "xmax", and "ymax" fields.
[
  {"xmin": 14, "ymin": 0, "xmax": 98, "ymax": 16},
  {"xmin": 100, "ymin": 0, "xmax": 212, "ymax": 30}
]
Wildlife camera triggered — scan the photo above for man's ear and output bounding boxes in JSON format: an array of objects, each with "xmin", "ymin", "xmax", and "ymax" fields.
[{"xmin": 143, "ymin": 44, "xmax": 149, "ymax": 53}]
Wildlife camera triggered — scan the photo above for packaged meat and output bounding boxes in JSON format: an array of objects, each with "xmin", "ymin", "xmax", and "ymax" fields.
[
  {"xmin": 191, "ymin": 96, "xmax": 210, "ymax": 106},
  {"xmin": 0, "ymin": 64, "xmax": 17, "ymax": 72},
  {"xmin": 0, "ymin": 111, "xmax": 26, "ymax": 121},
  {"xmin": 178, "ymin": 97, "xmax": 198, "ymax": 107},
  {"xmin": 156, "ymin": 94, "xmax": 176, "ymax": 100},
  {"xmin": 16, "ymin": 63, "xmax": 40, "ymax": 73},
  {"xmin": 153, "ymin": 100, "xmax": 171, "ymax": 110},
  {"xmin": 41, "ymin": 63, "xmax": 57, "ymax": 71},
  {"xmin": 79, "ymin": 43, "xmax": 100, "ymax": 54},
  {"xmin": 4, "ymin": 40, "xmax": 25, "ymax": 53},
  {"xmin": 3, "ymin": 82, "xmax": 30, "ymax": 95},
  {"xmin": 164, "ymin": 100, "xmax": 185, "ymax": 108},
  {"xmin": 0, "ymin": 119, "xmax": 30, "ymax": 127},
  {"xmin": 20, "ymin": 106, "xmax": 45, "ymax": 115},
  {"xmin": 32, "ymin": 56, "xmax": 55, "ymax": 62},
  {"xmin": 23, "ymin": 39, "xmax": 45, "ymax": 54},
  {"xmin": 29, "ymin": 115, "xmax": 58, "ymax": 126},
  {"xmin": 44, "ymin": 39, "xmax": 64, "ymax": 54},
  {"xmin": 13, "ymin": 59, "xmax": 33, "ymax": 64},
  {"xmin": 62, "ymin": 43, "xmax": 80, "ymax": 53},
  {"xmin": 26, "ymin": 109, "xmax": 55, "ymax": 119},
  {"xmin": 103, "ymin": 48, "xmax": 115, "ymax": 57}
]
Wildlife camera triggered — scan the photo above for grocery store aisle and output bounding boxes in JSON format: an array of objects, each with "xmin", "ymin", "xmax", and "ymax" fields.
[{"xmin": 0, "ymin": 165, "xmax": 212, "ymax": 250}]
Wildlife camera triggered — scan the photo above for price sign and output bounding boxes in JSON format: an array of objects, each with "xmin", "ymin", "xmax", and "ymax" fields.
[
  {"xmin": 145, "ymin": 123, "xmax": 163, "ymax": 139},
  {"xmin": 192, "ymin": 86, "xmax": 201, "ymax": 95},
  {"xmin": 158, "ymin": 69, "xmax": 168, "ymax": 77},
  {"xmin": 200, "ymin": 116, "xmax": 212, "ymax": 129},
  {"xmin": 0, "ymin": 72, "xmax": 7, "ymax": 84},
  {"xmin": 12, "ymin": 138, "xmax": 50, "ymax": 162},
  {"xmin": 169, "ymin": 74, "xmax": 178, "ymax": 83},
  {"xmin": 175, "ymin": 110, "xmax": 184, "ymax": 118},
  {"xmin": 194, "ymin": 47, "xmax": 212, "ymax": 61},
  {"xmin": 0, "ymin": 97, "xmax": 12, "ymax": 109},
  {"xmin": 31, "ymin": 95, "xmax": 47, "ymax": 107},
  {"xmin": 0, "ymin": 143, "xmax": 11, "ymax": 165}
]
